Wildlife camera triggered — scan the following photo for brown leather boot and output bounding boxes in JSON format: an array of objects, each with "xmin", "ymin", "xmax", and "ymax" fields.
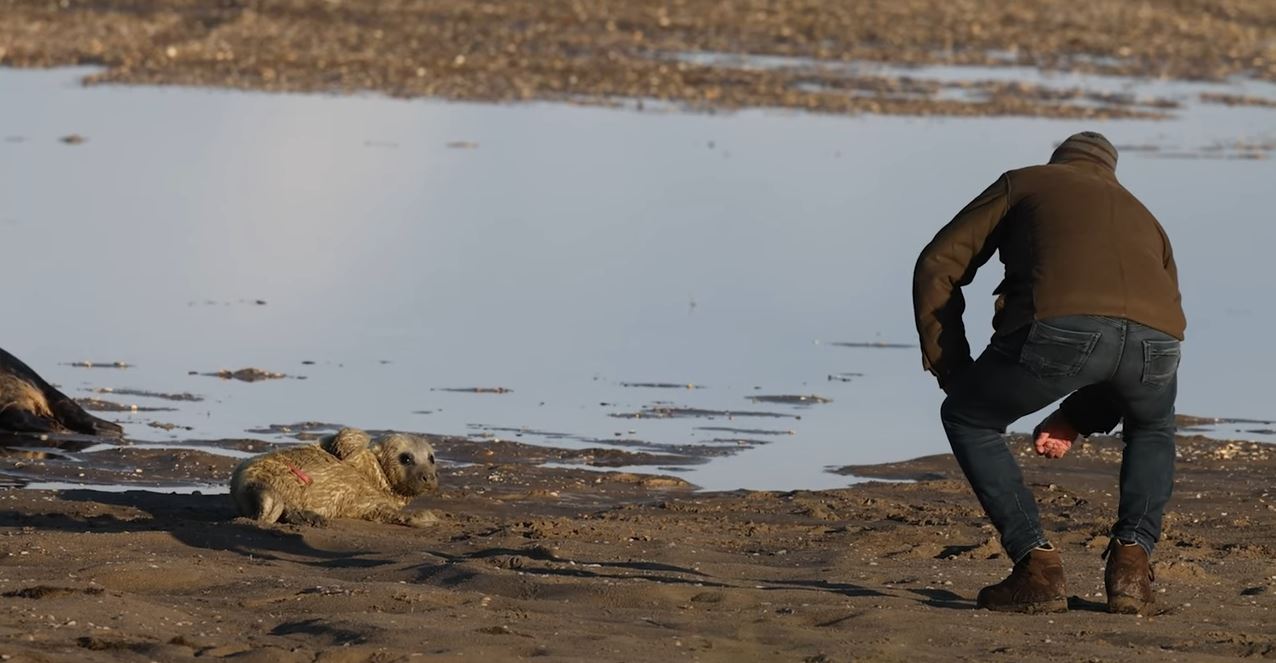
[
  {"xmin": 1105, "ymin": 539, "xmax": 1155, "ymax": 614},
  {"xmin": 976, "ymin": 545, "xmax": 1068, "ymax": 613}
]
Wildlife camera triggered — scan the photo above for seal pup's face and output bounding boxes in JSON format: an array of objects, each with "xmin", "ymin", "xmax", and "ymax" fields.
[{"xmin": 374, "ymin": 433, "xmax": 439, "ymax": 496}]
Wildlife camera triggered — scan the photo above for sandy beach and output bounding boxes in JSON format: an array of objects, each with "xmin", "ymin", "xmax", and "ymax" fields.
[
  {"xmin": 2, "ymin": 430, "xmax": 1275, "ymax": 661},
  {"xmin": 4, "ymin": 1, "xmax": 1276, "ymax": 660}
]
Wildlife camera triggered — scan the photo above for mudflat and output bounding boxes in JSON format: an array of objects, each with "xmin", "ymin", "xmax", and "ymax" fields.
[
  {"xmin": 1, "ymin": 432, "xmax": 1273, "ymax": 661},
  {"xmin": 3, "ymin": 0, "xmax": 1275, "ymax": 118}
]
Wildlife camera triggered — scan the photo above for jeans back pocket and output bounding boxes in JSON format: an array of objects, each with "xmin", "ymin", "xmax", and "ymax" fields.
[
  {"xmin": 1141, "ymin": 339, "xmax": 1181, "ymax": 386},
  {"xmin": 1019, "ymin": 320, "xmax": 1101, "ymax": 378}
]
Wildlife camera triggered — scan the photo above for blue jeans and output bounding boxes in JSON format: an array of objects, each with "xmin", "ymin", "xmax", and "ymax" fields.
[{"xmin": 940, "ymin": 316, "xmax": 1180, "ymax": 562}]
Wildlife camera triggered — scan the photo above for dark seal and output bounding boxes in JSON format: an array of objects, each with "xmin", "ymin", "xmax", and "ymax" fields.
[{"xmin": 0, "ymin": 347, "xmax": 123, "ymax": 438}]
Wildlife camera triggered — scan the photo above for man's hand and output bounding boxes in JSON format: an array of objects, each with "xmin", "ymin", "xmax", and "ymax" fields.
[{"xmin": 1033, "ymin": 409, "xmax": 1079, "ymax": 459}]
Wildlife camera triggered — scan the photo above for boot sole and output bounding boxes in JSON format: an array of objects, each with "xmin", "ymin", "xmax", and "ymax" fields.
[
  {"xmin": 980, "ymin": 598, "xmax": 1068, "ymax": 614},
  {"xmin": 1107, "ymin": 595, "xmax": 1152, "ymax": 614}
]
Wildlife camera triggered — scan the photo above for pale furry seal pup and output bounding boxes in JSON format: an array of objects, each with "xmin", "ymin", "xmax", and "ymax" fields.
[
  {"xmin": 230, "ymin": 427, "xmax": 440, "ymax": 527},
  {"xmin": 0, "ymin": 347, "xmax": 123, "ymax": 438}
]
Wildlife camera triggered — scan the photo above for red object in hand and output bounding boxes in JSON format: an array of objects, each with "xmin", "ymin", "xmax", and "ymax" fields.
[{"xmin": 1034, "ymin": 410, "xmax": 1078, "ymax": 459}]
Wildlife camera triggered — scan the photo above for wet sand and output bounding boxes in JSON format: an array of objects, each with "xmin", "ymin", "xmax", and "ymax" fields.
[
  {"xmin": 3, "ymin": 0, "xmax": 1275, "ymax": 118},
  {"xmin": 2, "ymin": 431, "xmax": 1275, "ymax": 661}
]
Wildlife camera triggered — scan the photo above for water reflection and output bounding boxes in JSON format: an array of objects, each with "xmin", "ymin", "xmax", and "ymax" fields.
[{"xmin": 1, "ymin": 66, "xmax": 1274, "ymax": 491}]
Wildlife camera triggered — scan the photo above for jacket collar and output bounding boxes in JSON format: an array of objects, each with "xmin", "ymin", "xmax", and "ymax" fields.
[{"xmin": 1050, "ymin": 155, "xmax": 1117, "ymax": 178}]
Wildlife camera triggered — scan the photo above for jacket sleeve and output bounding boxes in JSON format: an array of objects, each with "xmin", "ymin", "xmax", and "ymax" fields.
[
  {"xmin": 912, "ymin": 174, "xmax": 1011, "ymax": 386},
  {"xmin": 1164, "ymin": 241, "xmax": 1178, "ymax": 284},
  {"xmin": 1162, "ymin": 226, "xmax": 1182, "ymax": 304},
  {"xmin": 1058, "ymin": 384, "xmax": 1122, "ymax": 436}
]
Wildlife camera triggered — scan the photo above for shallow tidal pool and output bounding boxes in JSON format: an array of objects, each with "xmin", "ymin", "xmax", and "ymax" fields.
[{"xmin": 2, "ymin": 66, "xmax": 1274, "ymax": 491}]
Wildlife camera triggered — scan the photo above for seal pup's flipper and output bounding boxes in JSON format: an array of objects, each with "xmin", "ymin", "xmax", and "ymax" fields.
[
  {"xmin": 234, "ymin": 480, "xmax": 286, "ymax": 524},
  {"xmin": 0, "ymin": 407, "xmax": 60, "ymax": 434},
  {"xmin": 280, "ymin": 508, "xmax": 330, "ymax": 528},
  {"xmin": 399, "ymin": 509, "xmax": 440, "ymax": 528}
]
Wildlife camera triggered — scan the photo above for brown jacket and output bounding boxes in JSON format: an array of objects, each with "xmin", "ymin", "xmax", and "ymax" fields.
[{"xmin": 913, "ymin": 153, "xmax": 1185, "ymax": 386}]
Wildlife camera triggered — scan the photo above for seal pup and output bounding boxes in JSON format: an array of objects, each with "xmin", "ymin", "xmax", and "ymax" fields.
[
  {"xmin": 230, "ymin": 427, "xmax": 440, "ymax": 527},
  {"xmin": 0, "ymin": 347, "xmax": 123, "ymax": 438}
]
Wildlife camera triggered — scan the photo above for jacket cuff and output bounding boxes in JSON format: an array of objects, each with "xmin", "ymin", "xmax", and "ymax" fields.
[{"xmin": 934, "ymin": 356, "xmax": 974, "ymax": 391}]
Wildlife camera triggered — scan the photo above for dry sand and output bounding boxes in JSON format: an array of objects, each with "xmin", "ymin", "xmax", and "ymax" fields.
[{"xmin": 2, "ymin": 432, "xmax": 1275, "ymax": 662}]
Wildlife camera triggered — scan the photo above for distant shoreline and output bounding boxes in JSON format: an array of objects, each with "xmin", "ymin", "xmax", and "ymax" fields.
[{"xmin": 3, "ymin": 0, "xmax": 1274, "ymax": 119}]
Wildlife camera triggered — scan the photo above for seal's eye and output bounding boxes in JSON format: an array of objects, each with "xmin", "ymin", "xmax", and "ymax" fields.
[
  {"xmin": 427, "ymin": 453, "xmax": 435, "ymax": 465},
  {"xmin": 398, "ymin": 453, "xmax": 415, "ymax": 466}
]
